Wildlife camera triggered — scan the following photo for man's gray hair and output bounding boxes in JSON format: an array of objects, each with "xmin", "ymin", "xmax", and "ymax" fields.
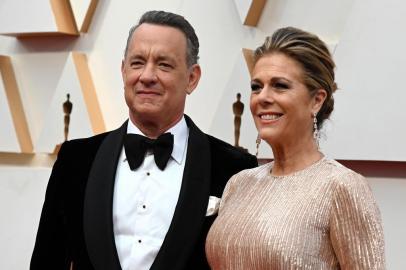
[{"xmin": 124, "ymin": 10, "xmax": 199, "ymax": 67}]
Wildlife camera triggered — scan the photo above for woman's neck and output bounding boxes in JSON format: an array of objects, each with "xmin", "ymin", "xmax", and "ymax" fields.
[{"xmin": 270, "ymin": 140, "xmax": 323, "ymax": 176}]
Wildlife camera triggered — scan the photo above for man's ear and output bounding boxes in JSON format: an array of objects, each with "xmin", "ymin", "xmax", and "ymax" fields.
[
  {"xmin": 185, "ymin": 64, "xmax": 201, "ymax": 94},
  {"xmin": 312, "ymin": 89, "xmax": 327, "ymax": 113},
  {"xmin": 121, "ymin": 60, "xmax": 126, "ymax": 81}
]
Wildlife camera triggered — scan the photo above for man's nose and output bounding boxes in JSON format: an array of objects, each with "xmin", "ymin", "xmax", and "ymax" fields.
[{"xmin": 139, "ymin": 63, "xmax": 157, "ymax": 84}]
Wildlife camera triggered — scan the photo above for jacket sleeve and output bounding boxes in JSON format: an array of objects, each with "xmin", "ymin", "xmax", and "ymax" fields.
[
  {"xmin": 248, "ymin": 154, "xmax": 258, "ymax": 168},
  {"xmin": 30, "ymin": 143, "xmax": 72, "ymax": 270}
]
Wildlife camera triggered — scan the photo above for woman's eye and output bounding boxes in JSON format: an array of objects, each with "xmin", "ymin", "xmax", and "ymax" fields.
[
  {"xmin": 274, "ymin": 82, "xmax": 289, "ymax": 89},
  {"xmin": 251, "ymin": 83, "xmax": 262, "ymax": 91}
]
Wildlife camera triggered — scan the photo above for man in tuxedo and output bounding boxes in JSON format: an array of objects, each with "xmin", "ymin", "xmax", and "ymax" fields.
[{"xmin": 30, "ymin": 10, "xmax": 257, "ymax": 270}]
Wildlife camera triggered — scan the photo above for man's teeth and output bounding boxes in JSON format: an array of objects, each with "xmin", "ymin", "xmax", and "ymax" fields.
[{"xmin": 260, "ymin": 114, "xmax": 281, "ymax": 120}]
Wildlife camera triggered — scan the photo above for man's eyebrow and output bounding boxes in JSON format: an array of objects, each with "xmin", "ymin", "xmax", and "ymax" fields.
[
  {"xmin": 156, "ymin": 54, "xmax": 176, "ymax": 62},
  {"xmin": 127, "ymin": 54, "xmax": 144, "ymax": 60}
]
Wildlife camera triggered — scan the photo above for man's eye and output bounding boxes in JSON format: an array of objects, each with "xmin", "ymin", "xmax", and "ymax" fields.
[
  {"xmin": 130, "ymin": 61, "xmax": 144, "ymax": 67},
  {"xmin": 251, "ymin": 83, "xmax": 262, "ymax": 91},
  {"xmin": 159, "ymin": 62, "xmax": 172, "ymax": 68}
]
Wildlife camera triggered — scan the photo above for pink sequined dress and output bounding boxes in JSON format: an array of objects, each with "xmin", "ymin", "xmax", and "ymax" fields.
[{"xmin": 206, "ymin": 158, "xmax": 385, "ymax": 269}]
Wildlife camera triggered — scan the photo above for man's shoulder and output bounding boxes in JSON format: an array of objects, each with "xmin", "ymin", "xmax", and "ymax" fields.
[
  {"xmin": 207, "ymin": 134, "xmax": 239, "ymax": 152},
  {"xmin": 57, "ymin": 131, "xmax": 111, "ymax": 163},
  {"xmin": 185, "ymin": 115, "xmax": 257, "ymax": 165},
  {"xmin": 63, "ymin": 132, "xmax": 109, "ymax": 151},
  {"xmin": 207, "ymin": 135, "xmax": 256, "ymax": 161}
]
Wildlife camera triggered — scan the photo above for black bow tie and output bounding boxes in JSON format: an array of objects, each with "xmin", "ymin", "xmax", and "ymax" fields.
[{"xmin": 124, "ymin": 133, "xmax": 174, "ymax": 171}]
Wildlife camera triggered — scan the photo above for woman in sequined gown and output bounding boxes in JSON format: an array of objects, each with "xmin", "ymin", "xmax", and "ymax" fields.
[{"xmin": 206, "ymin": 27, "xmax": 385, "ymax": 269}]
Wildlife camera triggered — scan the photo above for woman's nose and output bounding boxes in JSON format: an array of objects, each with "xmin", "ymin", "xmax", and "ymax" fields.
[{"xmin": 257, "ymin": 86, "xmax": 275, "ymax": 104}]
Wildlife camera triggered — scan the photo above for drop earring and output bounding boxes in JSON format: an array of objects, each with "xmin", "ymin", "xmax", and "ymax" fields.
[
  {"xmin": 255, "ymin": 134, "xmax": 261, "ymax": 157},
  {"xmin": 313, "ymin": 112, "xmax": 319, "ymax": 144}
]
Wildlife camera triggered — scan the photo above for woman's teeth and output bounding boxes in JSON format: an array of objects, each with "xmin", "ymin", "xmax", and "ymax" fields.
[{"xmin": 261, "ymin": 114, "xmax": 281, "ymax": 120}]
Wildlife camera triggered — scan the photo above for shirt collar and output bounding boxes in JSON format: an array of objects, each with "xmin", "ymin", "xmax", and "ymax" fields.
[{"xmin": 126, "ymin": 116, "xmax": 189, "ymax": 164}]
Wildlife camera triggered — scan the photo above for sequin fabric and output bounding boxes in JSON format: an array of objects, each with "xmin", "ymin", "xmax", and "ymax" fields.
[{"xmin": 206, "ymin": 158, "xmax": 385, "ymax": 269}]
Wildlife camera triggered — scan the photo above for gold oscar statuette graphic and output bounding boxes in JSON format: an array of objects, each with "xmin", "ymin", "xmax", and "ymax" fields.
[
  {"xmin": 233, "ymin": 93, "xmax": 247, "ymax": 152},
  {"xmin": 54, "ymin": 93, "xmax": 73, "ymax": 154},
  {"xmin": 63, "ymin": 93, "xmax": 73, "ymax": 141}
]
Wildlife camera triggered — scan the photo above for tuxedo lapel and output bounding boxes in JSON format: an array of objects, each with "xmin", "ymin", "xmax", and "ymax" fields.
[
  {"xmin": 150, "ymin": 115, "xmax": 212, "ymax": 270},
  {"xmin": 83, "ymin": 121, "xmax": 127, "ymax": 270}
]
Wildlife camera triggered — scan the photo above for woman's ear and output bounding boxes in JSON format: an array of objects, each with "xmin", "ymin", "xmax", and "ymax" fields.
[{"xmin": 312, "ymin": 89, "xmax": 327, "ymax": 113}]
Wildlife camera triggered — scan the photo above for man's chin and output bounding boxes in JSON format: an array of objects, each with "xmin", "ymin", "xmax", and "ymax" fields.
[
  {"xmin": 131, "ymin": 102, "xmax": 160, "ymax": 113},
  {"xmin": 130, "ymin": 109, "xmax": 161, "ymax": 121}
]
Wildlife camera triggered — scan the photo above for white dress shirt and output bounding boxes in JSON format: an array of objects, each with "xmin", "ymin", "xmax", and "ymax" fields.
[{"xmin": 113, "ymin": 117, "xmax": 189, "ymax": 270}]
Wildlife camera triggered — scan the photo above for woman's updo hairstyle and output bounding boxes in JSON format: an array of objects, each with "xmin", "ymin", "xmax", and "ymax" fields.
[{"xmin": 254, "ymin": 27, "xmax": 337, "ymax": 129}]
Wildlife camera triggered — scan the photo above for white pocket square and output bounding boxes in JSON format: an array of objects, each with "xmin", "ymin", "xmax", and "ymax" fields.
[{"xmin": 206, "ymin": 196, "xmax": 221, "ymax": 216}]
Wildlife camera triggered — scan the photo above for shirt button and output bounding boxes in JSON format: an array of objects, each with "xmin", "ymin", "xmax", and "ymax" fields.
[
  {"xmin": 146, "ymin": 172, "xmax": 150, "ymax": 176},
  {"xmin": 138, "ymin": 239, "xmax": 142, "ymax": 243},
  {"xmin": 142, "ymin": 205, "xmax": 146, "ymax": 209}
]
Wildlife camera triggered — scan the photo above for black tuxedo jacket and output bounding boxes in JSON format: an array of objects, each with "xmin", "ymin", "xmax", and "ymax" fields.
[{"xmin": 30, "ymin": 116, "xmax": 257, "ymax": 270}]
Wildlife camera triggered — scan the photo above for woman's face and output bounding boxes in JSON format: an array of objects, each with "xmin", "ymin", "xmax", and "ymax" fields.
[{"xmin": 250, "ymin": 53, "xmax": 325, "ymax": 147}]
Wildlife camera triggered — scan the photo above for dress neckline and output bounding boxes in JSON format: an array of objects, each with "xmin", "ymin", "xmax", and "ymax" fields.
[{"xmin": 268, "ymin": 156, "xmax": 326, "ymax": 179}]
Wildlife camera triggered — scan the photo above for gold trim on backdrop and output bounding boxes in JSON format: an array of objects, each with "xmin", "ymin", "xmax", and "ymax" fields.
[
  {"xmin": 1, "ymin": 0, "xmax": 81, "ymax": 37},
  {"xmin": 49, "ymin": 0, "xmax": 79, "ymax": 35},
  {"xmin": 72, "ymin": 52, "xmax": 106, "ymax": 134},
  {"xmin": 5, "ymin": 32, "xmax": 77, "ymax": 38},
  {"xmin": 242, "ymin": 48, "xmax": 254, "ymax": 76},
  {"xmin": 0, "ymin": 55, "xmax": 33, "ymax": 153},
  {"xmin": 80, "ymin": 0, "xmax": 99, "ymax": 33},
  {"xmin": 0, "ymin": 152, "xmax": 56, "ymax": 167},
  {"xmin": 244, "ymin": 0, "xmax": 266, "ymax": 26}
]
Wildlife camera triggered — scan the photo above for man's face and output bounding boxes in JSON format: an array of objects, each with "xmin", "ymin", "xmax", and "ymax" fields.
[{"xmin": 122, "ymin": 23, "xmax": 200, "ymax": 133}]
